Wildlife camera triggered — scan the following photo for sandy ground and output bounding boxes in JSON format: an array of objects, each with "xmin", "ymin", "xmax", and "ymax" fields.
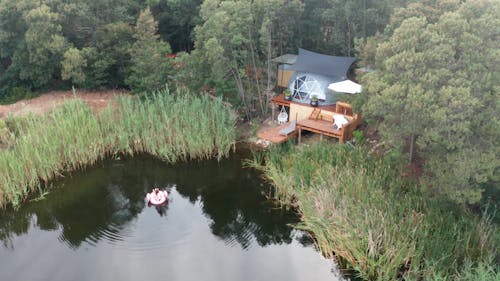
[{"xmin": 0, "ymin": 89, "xmax": 128, "ymax": 118}]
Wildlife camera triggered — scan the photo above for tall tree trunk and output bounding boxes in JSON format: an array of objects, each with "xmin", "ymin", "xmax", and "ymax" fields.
[
  {"xmin": 346, "ymin": 19, "xmax": 352, "ymax": 56},
  {"xmin": 231, "ymin": 67, "xmax": 251, "ymax": 120},
  {"xmin": 248, "ymin": 28, "xmax": 264, "ymax": 116},
  {"xmin": 362, "ymin": 0, "xmax": 367, "ymax": 44},
  {"xmin": 265, "ymin": 24, "xmax": 273, "ymax": 115},
  {"xmin": 279, "ymin": 25, "xmax": 283, "ymax": 56},
  {"xmin": 409, "ymin": 134, "xmax": 415, "ymax": 163}
]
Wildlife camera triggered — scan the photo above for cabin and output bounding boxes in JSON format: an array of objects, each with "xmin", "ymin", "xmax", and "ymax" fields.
[{"xmin": 258, "ymin": 48, "xmax": 362, "ymax": 144}]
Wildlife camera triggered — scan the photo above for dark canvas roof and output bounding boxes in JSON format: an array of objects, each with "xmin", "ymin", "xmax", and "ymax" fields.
[
  {"xmin": 290, "ymin": 48, "xmax": 356, "ymax": 79},
  {"xmin": 271, "ymin": 54, "xmax": 298, "ymax": 65}
]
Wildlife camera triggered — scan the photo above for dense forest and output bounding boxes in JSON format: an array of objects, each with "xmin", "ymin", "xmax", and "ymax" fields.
[{"xmin": 0, "ymin": 0, "xmax": 402, "ymax": 101}]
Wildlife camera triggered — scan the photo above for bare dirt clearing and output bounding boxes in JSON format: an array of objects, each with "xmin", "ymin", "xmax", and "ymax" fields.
[{"xmin": 0, "ymin": 89, "xmax": 129, "ymax": 118}]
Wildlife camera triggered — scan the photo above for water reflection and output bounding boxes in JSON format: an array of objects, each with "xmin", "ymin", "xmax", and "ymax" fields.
[
  {"xmin": 0, "ymin": 151, "xmax": 345, "ymax": 281},
  {"xmin": 0, "ymin": 152, "xmax": 297, "ymax": 251},
  {"xmin": 170, "ymin": 158, "xmax": 298, "ymax": 249},
  {"xmin": 149, "ymin": 201, "xmax": 169, "ymax": 217}
]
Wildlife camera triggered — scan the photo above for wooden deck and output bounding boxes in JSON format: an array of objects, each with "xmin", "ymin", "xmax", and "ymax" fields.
[
  {"xmin": 297, "ymin": 119, "xmax": 344, "ymax": 143},
  {"xmin": 296, "ymin": 111, "xmax": 362, "ymax": 144},
  {"xmin": 264, "ymin": 95, "xmax": 362, "ymax": 144},
  {"xmin": 257, "ymin": 123, "xmax": 298, "ymax": 143}
]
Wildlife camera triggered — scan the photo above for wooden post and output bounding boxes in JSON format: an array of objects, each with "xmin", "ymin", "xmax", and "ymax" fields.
[
  {"xmin": 409, "ymin": 134, "xmax": 414, "ymax": 163},
  {"xmin": 298, "ymin": 128, "xmax": 302, "ymax": 144},
  {"xmin": 320, "ymin": 134, "xmax": 323, "ymax": 141},
  {"xmin": 272, "ymin": 104, "xmax": 275, "ymax": 122}
]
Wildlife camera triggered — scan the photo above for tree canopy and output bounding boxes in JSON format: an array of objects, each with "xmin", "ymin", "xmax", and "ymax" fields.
[
  {"xmin": 362, "ymin": 0, "xmax": 499, "ymax": 203},
  {"xmin": 1, "ymin": 0, "xmax": 405, "ymax": 100},
  {"xmin": 0, "ymin": 0, "xmax": 190, "ymax": 97}
]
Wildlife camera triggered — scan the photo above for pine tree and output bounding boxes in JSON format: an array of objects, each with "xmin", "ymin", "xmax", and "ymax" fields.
[{"xmin": 126, "ymin": 8, "xmax": 172, "ymax": 93}]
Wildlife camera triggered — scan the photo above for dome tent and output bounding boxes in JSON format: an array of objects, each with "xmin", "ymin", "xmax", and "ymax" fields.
[
  {"xmin": 288, "ymin": 72, "xmax": 332, "ymax": 101},
  {"xmin": 288, "ymin": 73, "xmax": 349, "ymax": 105},
  {"xmin": 287, "ymin": 49, "xmax": 356, "ymax": 105}
]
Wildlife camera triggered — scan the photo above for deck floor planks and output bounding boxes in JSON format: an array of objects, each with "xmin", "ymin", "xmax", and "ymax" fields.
[{"xmin": 257, "ymin": 123, "xmax": 297, "ymax": 143}]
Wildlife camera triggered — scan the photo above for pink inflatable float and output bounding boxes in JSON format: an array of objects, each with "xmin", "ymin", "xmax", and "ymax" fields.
[{"xmin": 146, "ymin": 189, "xmax": 168, "ymax": 205}]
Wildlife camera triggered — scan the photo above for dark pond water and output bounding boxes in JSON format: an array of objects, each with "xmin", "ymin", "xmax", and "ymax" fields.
[{"xmin": 0, "ymin": 150, "xmax": 345, "ymax": 281}]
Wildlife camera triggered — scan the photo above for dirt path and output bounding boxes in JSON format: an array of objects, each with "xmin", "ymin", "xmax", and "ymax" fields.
[{"xmin": 0, "ymin": 89, "xmax": 129, "ymax": 118}]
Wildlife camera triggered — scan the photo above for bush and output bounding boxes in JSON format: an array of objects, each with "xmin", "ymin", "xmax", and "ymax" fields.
[{"xmin": 0, "ymin": 86, "xmax": 35, "ymax": 105}]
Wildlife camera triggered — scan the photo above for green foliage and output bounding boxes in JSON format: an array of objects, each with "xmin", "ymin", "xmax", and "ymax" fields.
[
  {"xmin": 152, "ymin": 0, "xmax": 202, "ymax": 52},
  {"xmin": 61, "ymin": 47, "xmax": 86, "ymax": 85},
  {"xmin": 301, "ymin": 0, "xmax": 409, "ymax": 56},
  {"xmin": 352, "ymin": 130, "xmax": 364, "ymax": 144},
  {"xmin": 252, "ymin": 142, "xmax": 498, "ymax": 280},
  {"xmin": 15, "ymin": 4, "xmax": 68, "ymax": 88},
  {"xmin": 83, "ymin": 22, "xmax": 134, "ymax": 88},
  {"xmin": 385, "ymin": 0, "xmax": 461, "ymax": 33},
  {"xmin": 0, "ymin": 86, "xmax": 34, "ymax": 105},
  {"xmin": 362, "ymin": 0, "xmax": 500, "ymax": 204},
  {"xmin": 126, "ymin": 8, "xmax": 172, "ymax": 93},
  {"xmin": 0, "ymin": 0, "xmax": 147, "ymax": 96},
  {"xmin": 453, "ymin": 257, "xmax": 500, "ymax": 281},
  {"xmin": 343, "ymin": 87, "xmax": 368, "ymax": 114},
  {"xmin": 0, "ymin": 87, "xmax": 236, "ymax": 208}
]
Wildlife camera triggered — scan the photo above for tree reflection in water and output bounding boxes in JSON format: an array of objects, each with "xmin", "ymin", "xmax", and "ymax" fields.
[{"xmin": 0, "ymin": 150, "xmax": 303, "ymax": 251}]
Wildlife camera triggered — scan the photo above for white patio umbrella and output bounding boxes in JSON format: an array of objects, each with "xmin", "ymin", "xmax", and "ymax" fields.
[{"xmin": 328, "ymin": 80, "xmax": 362, "ymax": 94}]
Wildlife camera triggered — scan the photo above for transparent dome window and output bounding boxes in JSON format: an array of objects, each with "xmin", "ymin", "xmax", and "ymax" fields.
[{"xmin": 288, "ymin": 72, "xmax": 335, "ymax": 103}]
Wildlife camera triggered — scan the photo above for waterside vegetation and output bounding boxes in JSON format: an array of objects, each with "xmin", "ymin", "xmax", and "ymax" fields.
[
  {"xmin": 251, "ymin": 143, "xmax": 498, "ymax": 281},
  {"xmin": 0, "ymin": 88, "xmax": 236, "ymax": 208}
]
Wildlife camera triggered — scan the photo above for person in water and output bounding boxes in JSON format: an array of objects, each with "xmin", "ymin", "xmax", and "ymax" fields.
[{"xmin": 152, "ymin": 188, "xmax": 161, "ymax": 201}]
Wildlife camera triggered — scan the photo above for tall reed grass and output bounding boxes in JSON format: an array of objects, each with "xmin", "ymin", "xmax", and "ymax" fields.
[
  {"xmin": 251, "ymin": 142, "xmax": 498, "ymax": 280},
  {"xmin": 0, "ymin": 88, "xmax": 236, "ymax": 208}
]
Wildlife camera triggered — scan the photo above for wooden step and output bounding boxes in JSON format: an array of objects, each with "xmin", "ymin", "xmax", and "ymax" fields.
[{"xmin": 309, "ymin": 108, "xmax": 321, "ymax": 120}]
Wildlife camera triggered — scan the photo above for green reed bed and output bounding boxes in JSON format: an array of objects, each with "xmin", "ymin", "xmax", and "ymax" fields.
[
  {"xmin": 100, "ymin": 90, "xmax": 235, "ymax": 162},
  {"xmin": 252, "ymin": 143, "xmax": 498, "ymax": 281},
  {"xmin": 0, "ymin": 88, "xmax": 236, "ymax": 208}
]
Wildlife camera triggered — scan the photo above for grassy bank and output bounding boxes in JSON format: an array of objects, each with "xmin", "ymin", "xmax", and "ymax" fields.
[
  {"xmin": 0, "ymin": 88, "xmax": 236, "ymax": 208},
  {"xmin": 252, "ymin": 143, "xmax": 498, "ymax": 280}
]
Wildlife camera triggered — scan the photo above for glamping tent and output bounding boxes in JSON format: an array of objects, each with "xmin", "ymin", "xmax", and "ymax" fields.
[
  {"xmin": 289, "ymin": 72, "xmax": 332, "ymax": 101},
  {"xmin": 272, "ymin": 54, "xmax": 297, "ymax": 88},
  {"xmin": 286, "ymin": 49, "xmax": 356, "ymax": 105}
]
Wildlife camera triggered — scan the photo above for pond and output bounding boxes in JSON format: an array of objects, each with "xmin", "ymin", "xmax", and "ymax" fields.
[{"xmin": 0, "ymin": 150, "xmax": 345, "ymax": 281}]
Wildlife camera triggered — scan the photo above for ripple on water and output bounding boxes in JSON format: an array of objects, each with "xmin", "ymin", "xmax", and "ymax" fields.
[
  {"xmin": 82, "ymin": 189, "xmax": 195, "ymax": 257},
  {"xmin": 0, "ymin": 156, "xmax": 345, "ymax": 281}
]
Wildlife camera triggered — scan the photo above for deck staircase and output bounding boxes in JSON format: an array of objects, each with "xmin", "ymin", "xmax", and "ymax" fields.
[{"xmin": 309, "ymin": 108, "xmax": 321, "ymax": 120}]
